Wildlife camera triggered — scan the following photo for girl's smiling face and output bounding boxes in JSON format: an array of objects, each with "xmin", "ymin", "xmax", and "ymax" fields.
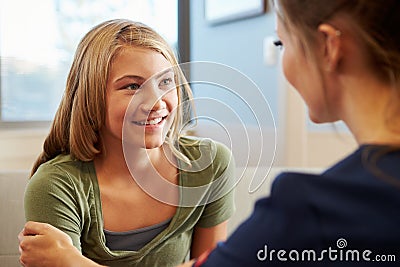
[{"xmin": 102, "ymin": 46, "xmax": 178, "ymax": 149}]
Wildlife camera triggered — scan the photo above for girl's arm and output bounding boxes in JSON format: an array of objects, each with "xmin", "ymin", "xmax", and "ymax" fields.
[
  {"xmin": 18, "ymin": 222, "xmax": 105, "ymax": 267},
  {"xmin": 190, "ymin": 220, "xmax": 228, "ymax": 258}
]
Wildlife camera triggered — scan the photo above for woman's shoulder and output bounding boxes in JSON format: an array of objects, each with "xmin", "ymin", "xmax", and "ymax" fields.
[
  {"xmin": 269, "ymin": 158, "xmax": 399, "ymax": 210},
  {"xmin": 271, "ymin": 171, "xmax": 323, "ymax": 196}
]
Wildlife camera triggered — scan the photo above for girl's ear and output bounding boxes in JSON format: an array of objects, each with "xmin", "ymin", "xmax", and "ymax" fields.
[{"xmin": 318, "ymin": 24, "xmax": 342, "ymax": 72}]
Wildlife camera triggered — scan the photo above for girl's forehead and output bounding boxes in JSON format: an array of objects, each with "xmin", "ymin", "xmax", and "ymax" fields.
[
  {"xmin": 114, "ymin": 46, "xmax": 166, "ymax": 62},
  {"xmin": 110, "ymin": 47, "xmax": 172, "ymax": 77}
]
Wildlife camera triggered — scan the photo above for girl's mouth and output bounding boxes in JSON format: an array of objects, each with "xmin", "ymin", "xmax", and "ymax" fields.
[{"xmin": 132, "ymin": 116, "xmax": 167, "ymax": 126}]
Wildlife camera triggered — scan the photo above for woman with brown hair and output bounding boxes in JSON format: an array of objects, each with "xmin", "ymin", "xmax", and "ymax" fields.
[
  {"xmin": 19, "ymin": 19, "xmax": 235, "ymax": 267},
  {"xmin": 189, "ymin": 0, "xmax": 400, "ymax": 265}
]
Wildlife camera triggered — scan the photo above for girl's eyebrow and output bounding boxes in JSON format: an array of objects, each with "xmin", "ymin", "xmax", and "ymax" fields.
[
  {"xmin": 154, "ymin": 69, "xmax": 174, "ymax": 79},
  {"xmin": 114, "ymin": 75, "xmax": 145, "ymax": 83},
  {"xmin": 114, "ymin": 69, "xmax": 173, "ymax": 83}
]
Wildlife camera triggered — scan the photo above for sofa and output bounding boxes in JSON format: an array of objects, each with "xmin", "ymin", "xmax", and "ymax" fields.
[
  {"xmin": 0, "ymin": 167, "xmax": 321, "ymax": 267},
  {"xmin": 0, "ymin": 171, "xmax": 30, "ymax": 267}
]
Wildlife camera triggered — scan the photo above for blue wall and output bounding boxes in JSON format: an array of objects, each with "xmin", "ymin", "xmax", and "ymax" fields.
[{"xmin": 189, "ymin": 0, "xmax": 279, "ymax": 127}]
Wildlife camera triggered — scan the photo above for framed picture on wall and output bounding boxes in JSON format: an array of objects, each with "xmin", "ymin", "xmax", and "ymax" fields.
[{"xmin": 205, "ymin": 0, "xmax": 267, "ymax": 25}]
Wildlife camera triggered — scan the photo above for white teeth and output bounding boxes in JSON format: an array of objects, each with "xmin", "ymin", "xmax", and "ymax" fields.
[
  {"xmin": 146, "ymin": 117, "xmax": 162, "ymax": 125},
  {"xmin": 134, "ymin": 117, "xmax": 163, "ymax": 126}
]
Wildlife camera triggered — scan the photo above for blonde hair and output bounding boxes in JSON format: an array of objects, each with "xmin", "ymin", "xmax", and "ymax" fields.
[{"xmin": 31, "ymin": 19, "xmax": 194, "ymax": 176}]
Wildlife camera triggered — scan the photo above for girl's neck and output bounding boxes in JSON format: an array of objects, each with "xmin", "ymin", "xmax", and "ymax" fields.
[{"xmin": 94, "ymin": 141, "xmax": 168, "ymax": 182}]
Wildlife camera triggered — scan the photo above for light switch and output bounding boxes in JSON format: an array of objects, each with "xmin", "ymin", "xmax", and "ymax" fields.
[{"xmin": 263, "ymin": 36, "xmax": 278, "ymax": 66}]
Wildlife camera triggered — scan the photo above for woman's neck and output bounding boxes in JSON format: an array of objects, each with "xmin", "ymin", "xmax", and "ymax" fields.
[{"xmin": 341, "ymin": 77, "xmax": 400, "ymax": 146}]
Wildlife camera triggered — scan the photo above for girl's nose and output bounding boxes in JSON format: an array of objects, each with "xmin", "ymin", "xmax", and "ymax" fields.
[
  {"xmin": 143, "ymin": 97, "xmax": 167, "ymax": 112},
  {"xmin": 139, "ymin": 83, "xmax": 167, "ymax": 112}
]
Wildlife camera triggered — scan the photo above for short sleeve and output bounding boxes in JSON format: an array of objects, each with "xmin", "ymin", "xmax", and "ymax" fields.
[
  {"xmin": 24, "ymin": 163, "xmax": 83, "ymax": 250},
  {"xmin": 195, "ymin": 141, "xmax": 236, "ymax": 228}
]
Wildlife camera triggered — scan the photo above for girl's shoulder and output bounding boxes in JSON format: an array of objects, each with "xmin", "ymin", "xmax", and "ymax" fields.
[
  {"xmin": 31, "ymin": 154, "xmax": 95, "ymax": 188},
  {"xmin": 178, "ymin": 136, "xmax": 232, "ymax": 160}
]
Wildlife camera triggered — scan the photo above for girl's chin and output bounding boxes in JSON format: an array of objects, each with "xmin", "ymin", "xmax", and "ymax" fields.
[
  {"xmin": 144, "ymin": 136, "xmax": 168, "ymax": 148},
  {"xmin": 123, "ymin": 136, "xmax": 166, "ymax": 149}
]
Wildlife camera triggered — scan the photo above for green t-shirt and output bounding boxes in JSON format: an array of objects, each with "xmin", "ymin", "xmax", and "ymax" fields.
[{"xmin": 24, "ymin": 137, "xmax": 235, "ymax": 267}]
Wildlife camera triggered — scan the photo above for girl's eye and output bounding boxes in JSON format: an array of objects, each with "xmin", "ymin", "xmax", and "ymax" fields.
[
  {"xmin": 159, "ymin": 78, "xmax": 173, "ymax": 87},
  {"xmin": 126, "ymin": 83, "xmax": 141, "ymax": 90}
]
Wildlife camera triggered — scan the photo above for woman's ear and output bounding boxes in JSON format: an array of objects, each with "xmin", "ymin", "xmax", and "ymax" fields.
[{"xmin": 318, "ymin": 24, "xmax": 342, "ymax": 72}]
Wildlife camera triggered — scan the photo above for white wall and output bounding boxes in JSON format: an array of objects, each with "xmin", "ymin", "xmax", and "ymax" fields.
[{"xmin": 0, "ymin": 129, "xmax": 47, "ymax": 171}]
